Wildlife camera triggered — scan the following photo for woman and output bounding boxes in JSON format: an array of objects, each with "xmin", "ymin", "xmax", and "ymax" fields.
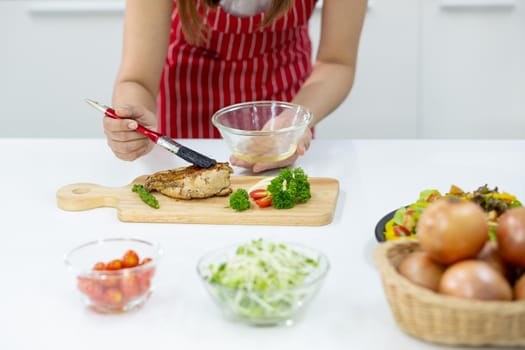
[{"xmin": 105, "ymin": 0, "xmax": 367, "ymax": 172}]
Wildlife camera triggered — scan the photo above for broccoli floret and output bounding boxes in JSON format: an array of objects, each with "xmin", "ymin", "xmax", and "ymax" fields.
[
  {"xmin": 292, "ymin": 168, "xmax": 311, "ymax": 203},
  {"xmin": 280, "ymin": 167, "xmax": 293, "ymax": 183},
  {"xmin": 229, "ymin": 188, "xmax": 250, "ymax": 211},
  {"xmin": 267, "ymin": 173, "xmax": 285, "ymax": 195},
  {"xmin": 267, "ymin": 167, "xmax": 312, "ymax": 209},
  {"xmin": 272, "ymin": 191, "xmax": 295, "ymax": 209}
]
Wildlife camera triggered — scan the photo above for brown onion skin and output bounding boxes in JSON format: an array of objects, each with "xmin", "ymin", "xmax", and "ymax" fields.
[
  {"xmin": 477, "ymin": 241, "xmax": 510, "ymax": 279},
  {"xmin": 417, "ymin": 198, "xmax": 489, "ymax": 265},
  {"xmin": 515, "ymin": 274, "xmax": 525, "ymax": 300},
  {"xmin": 496, "ymin": 206, "xmax": 525, "ymax": 268},
  {"xmin": 397, "ymin": 251, "xmax": 445, "ymax": 292},
  {"xmin": 439, "ymin": 260, "xmax": 513, "ymax": 301}
]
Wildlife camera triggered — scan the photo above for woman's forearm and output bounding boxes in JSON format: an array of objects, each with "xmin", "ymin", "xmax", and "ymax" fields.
[
  {"xmin": 113, "ymin": 81, "xmax": 157, "ymax": 114},
  {"xmin": 291, "ymin": 61, "xmax": 356, "ymax": 126},
  {"xmin": 293, "ymin": 0, "xmax": 367, "ymax": 127},
  {"xmin": 112, "ymin": 0, "xmax": 173, "ymax": 112}
]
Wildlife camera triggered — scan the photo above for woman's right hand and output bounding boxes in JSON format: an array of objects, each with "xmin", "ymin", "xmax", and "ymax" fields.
[{"xmin": 103, "ymin": 105, "xmax": 157, "ymax": 161}]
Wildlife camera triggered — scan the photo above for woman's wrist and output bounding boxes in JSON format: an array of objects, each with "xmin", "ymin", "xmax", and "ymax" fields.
[{"xmin": 112, "ymin": 80, "xmax": 157, "ymax": 112}]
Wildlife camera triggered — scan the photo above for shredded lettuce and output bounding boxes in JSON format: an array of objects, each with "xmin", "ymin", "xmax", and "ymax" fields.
[
  {"xmin": 204, "ymin": 239, "xmax": 321, "ymax": 323},
  {"xmin": 392, "ymin": 207, "xmax": 407, "ymax": 225},
  {"xmin": 418, "ymin": 189, "xmax": 440, "ymax": 202}
]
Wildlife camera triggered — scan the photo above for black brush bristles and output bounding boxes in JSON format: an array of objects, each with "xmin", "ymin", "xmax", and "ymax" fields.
[{"xmin": 177, "ymin": 146, "xmax": 217, "ymax": 168}]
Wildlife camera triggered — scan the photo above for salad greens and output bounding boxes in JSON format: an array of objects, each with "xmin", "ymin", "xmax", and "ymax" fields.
[
  {"xmin": 384, "ymin": 184, "xmax": 522, "ymax": 241},
  {"xmin": 204, "ymin": 239, "xmax": 322, "ymax": 323}
]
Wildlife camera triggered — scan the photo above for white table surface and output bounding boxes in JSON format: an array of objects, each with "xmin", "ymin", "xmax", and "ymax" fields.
[{"xmin": 1, "ymin": 138, "xmax": 524, "ymax": 350}]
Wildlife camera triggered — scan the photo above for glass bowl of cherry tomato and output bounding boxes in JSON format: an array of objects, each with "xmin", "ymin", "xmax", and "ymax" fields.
[{"xmin": 64, "ymin": 238, "xmax": 162, "ymax": 313}]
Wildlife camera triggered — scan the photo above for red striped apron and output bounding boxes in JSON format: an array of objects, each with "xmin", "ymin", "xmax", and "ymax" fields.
[{"xmin": 158, "ymin": 0, "xmax": 317, "ymax": 138}]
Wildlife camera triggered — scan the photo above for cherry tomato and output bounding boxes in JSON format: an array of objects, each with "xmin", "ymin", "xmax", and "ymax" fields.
[
  {"xmin": 140, "ymin": 266, "xmax": 156, "ymax": 281},
  {"xmin": 97, "ymin": 274, "xmax": 120, "ymax": 288},
  {"xmin": 106, "ymin": 259, "xmax": 123, "ymax": 270},
  {"xmin": 92, "ymin": 262, "xmax": 106, "ymax": 271},
  {"xmin": 249, "ymin": 189, "xmax": 273, "ymax": 207},
  {"xmin": 138, "ymin": 274, "xmax": 151, "ymax": 293},
  {"xmin": 140, "ymin": 257, "xmax": 153, "ymax": 265},
  {"xmin": 137, "ymin": 266, "xmax": 155, "ymax": 292},
  {"xmin": 77, "ymin": 277, "xmax": 104, "ymax": 301},
  {"xmin": 77, "ymin": 277, "xmax": 92, "ymax": 294},
  {"xmin": 120, "ymin": 274, "xmax": 140, "ymax": 298},
  {"xmin": 122, "ymin": 250, "xmax": 140, "ymax": 268},
  {"xmin": 255, "ymin": 196, "xmax": 272, "ymax": 208},
  {"xmin": 103, "ymin": 287, "xmax": 124, "ymax": 306},
  {"xmin": 249, "ymin": 189, "xmax": 269, "ymax": 200}
]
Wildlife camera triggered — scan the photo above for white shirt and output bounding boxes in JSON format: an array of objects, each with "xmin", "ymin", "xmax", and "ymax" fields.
[{"xmin": 219, "ymin": 0, "xmax": 271, "ymax": 16}]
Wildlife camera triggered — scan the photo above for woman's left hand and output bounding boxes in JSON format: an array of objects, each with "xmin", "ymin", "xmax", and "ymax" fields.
[{"xmin": 229, "ymin": 128, "xmax": 312, "ymax": 173}]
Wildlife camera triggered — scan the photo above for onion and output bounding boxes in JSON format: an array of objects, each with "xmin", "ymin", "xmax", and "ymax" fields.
[
  {"xmin": 515, "ymin": 274, "xmax": 525, "ymax": 300},
  {"xmin": 496, "ymin": 206, "xmax": 525, "ymax": 268},
  {"xmin": 439, "ymin": 260, "xmax": 513, "ymax": 301},
  {"xmin": 417, "ymin": 198, "xmax": 488, "ymax": 264},
  {"xmin": 477, "ymin": 241, "xmax": 510, "ymax": 279},
  {"xmin": 397, "ymin": 251, "xmax": 445, "ymax": 292}
]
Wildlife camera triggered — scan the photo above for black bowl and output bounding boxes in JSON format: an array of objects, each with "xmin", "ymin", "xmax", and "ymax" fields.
[{"xmin": 374, "ymin": 209, "xmax": 397, "ymax": 242}]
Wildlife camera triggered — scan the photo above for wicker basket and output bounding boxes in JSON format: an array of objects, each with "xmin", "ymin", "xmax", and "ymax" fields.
[{"xmin": 374, "ymin": 239, "xmax": 525, "ymax": 347}]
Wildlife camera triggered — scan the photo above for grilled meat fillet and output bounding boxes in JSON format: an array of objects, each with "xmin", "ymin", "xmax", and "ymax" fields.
[{"xmin": 144, "ymin": 162, "xmax": 233, "ymax": 199}]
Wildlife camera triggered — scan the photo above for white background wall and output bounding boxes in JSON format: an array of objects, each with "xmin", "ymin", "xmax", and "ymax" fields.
[
  {"xmin": 1, "ymin": 0, "xmax": 524, "ymax": 139},
  {"xmin": 312, "ymin": 0, "xmax": 525, "ymax": 139}
]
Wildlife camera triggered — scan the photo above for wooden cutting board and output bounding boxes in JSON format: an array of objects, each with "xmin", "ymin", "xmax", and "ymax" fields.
[{"xmin": 56, "ymin": 176, "xmax": 339, "ymax": 226}]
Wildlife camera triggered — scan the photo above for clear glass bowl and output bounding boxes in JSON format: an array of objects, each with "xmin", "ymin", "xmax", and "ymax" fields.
[
  {"xmin": 64, "ymin": 238, "xmax": 162, "ymax": 313},
  {"xmin": 197, "ymin": 240, "xmax": 329, "ymax": 326},
  {"xmin": 211, "ymin": 101, "xmax": 312, "ymax": 163}
]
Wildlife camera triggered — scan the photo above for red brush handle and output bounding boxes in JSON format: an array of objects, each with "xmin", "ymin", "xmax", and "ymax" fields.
[{"xmin": 104, "ymin": 107, "xmax": 160, "ymax": 143}]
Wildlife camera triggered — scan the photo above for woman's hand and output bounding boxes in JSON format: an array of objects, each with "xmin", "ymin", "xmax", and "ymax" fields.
[
  {"xmin": 103, "ymin": 105, "xmax": 157, "ymax": 161},
  {"xmin": 229, "ymin": 128, "xmax": 312, "ymax": 173}
]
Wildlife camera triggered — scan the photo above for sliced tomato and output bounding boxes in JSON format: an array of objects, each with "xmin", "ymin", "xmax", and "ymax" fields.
[
  {"xmin": 255, "ymin": 196, "xmax": 272, "ymax": 208},
  {"xmin": 393, "ymin": 224, "xmax": 411, "ymax": 237},
  {"xmin": 249, "ymin": 189, "xmax": 269, "ymax": 200}
]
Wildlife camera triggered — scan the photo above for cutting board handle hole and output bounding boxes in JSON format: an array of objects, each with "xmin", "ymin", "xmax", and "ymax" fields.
[{"xmin": 72, "ymin": 187, "xmax": 90, "ymax": 195}]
